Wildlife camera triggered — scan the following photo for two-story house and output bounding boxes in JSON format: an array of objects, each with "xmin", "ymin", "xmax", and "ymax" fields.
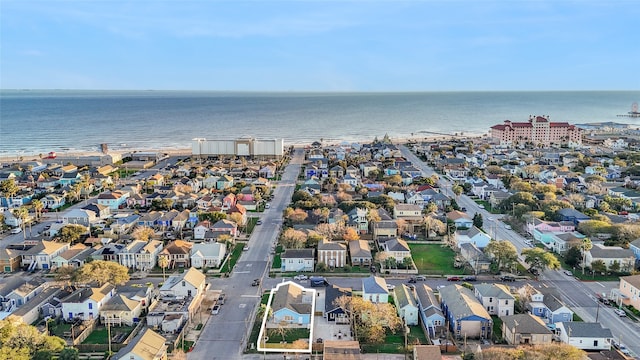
[
  {"xmin": 281, "ymin": 249, "xmax": 315, "ymax": 272},
  {"xmin": 158, "ymin": 267, "xmax": 206, "ymax": 299},
  {"xmin": 362, "ymin": 276, "xmax": 388, "ymax": 304},
  {"xmin": 392, "ymin": 284, "xmax": 418, "ymax": 326},
  {"xmin": 270, "ymin": 281, "xmax": 315, "ymax": 326},
  {"xmin": 61, "ymin": 283, "xmax": 116, "ymax": 321},
  {"xmin": 317, "ymin": 240, "xmax": 347, "ymax": 269},
  {"xmin": 21, "ymin": 241, "xmax": 70, "ymax": 271},
  {"xmin": 474, "ymin": 283, "xmax": 514, "ymax": 316},
  {"xmin": 159, "ymin": 240, "xmax": 193, "ymax": 269},
  {"xmin": 415, "ymin": 284, "xmax": 445, "ymax": 338},
  {"xmin": 440, "ymin": 284, "xmax": 492, "ymax": 339}
]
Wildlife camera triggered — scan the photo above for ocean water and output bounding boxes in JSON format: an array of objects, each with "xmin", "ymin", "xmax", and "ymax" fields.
[{"xmin": 1, "ymin": 90, "xmax": 638, "ymax": 157}]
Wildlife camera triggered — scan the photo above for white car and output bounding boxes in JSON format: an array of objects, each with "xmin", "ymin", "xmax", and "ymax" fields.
[
  {"xmin": 211, "ymin": 305, "xmax": 220, "ymax": 315},
  {"xmin": 613, "ymin": 308, "xmax": 626, "ymax": 317},
  {"xmin": 386, "ymin": 284, "xmax": 396, "ymax": 291},
  {"xmin": 10, "ymin": 228, "xmax": 22, "ymax": 234},
  {"xmin": 504, "ymin": 224, "xmax": 512, "ymax": 230},
  {"xmin": 293, "ymin": 274, "xmax": 308, "ymax": 281}
]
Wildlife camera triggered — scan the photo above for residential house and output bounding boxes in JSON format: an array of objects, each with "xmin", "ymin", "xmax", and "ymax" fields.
[
  {"xmin": 1, "ymin": 278, "xmax": 46, "ymax": 307},
  {"xmin": 415, "ymin": 284, "xmax": 445, "ymax": 337},
  {"xmin": 361, "ymin": 276, "xmax": 388, "ymax": 304},
  {"xmin": 118, "ymin": 240, "xmax": 163, "ymax": 271},
  {"xmin": 61, "ymin": 283, "xmax": 116, "ymax": 321},
  {"xmin": 502, "ymin": 314, "xmax": 553, "ymax": 345},
  {"xmin": 447, "ymin": 211, "xmax": 474, "ymax": 229},
  {"xmin": 585, "ymin": 243, "xmax": 635, "ymax": 272},
  {"xmin": 455, "ymin": 226, "xmax": 491, "ymax": 249},
  {"xmin": 556, "ymin": 322, "xmax": 612, "ymax": 351},
  {"xmin": 0, "ymin": 249, "xmax": 22, "ymax": 272},
  {"xmin": 527, "ymin": 218, "xmax": 575, "ymax": 237},
  {"xmin": 216, "ymin": 175, "xmax": 234, "ymax": 190},
  {"xmin": 393, "ymin": 204, "xmax": 422, "ymax": 223},
  {"xmin": 190, "ymin": 242, "xmax": 227, "ymax": 268},
  {"xmin": 42, "ymin": 194, "xmax": 66, "ymax": 210},
  {"xmin": 552, "ymin": 232, "xmax": 585, "ymax": 254},
  {"xmin": 11, "ymin": 287, "xmax": 62, "ymax": 325},
  {"xmin": 62, "ymin": 209, "xmax": 96, "ymax": 226},
  {"xmin": 112, "ymin": 328, "xmax": 167, "ymax": 360},
  {"xmin": 617, "ymin": 275, "xmax": 640, "ymax": 310},
  {"xmin": 21, "ymin": 241, "xmax": 70, "ymax": 271},
  {"xmin": 393, "ymin": 284, "xmax": 419, "ymax": 326},
  {"xmin": 371, "ymin": 217, "xmax": 398, "ymax": 240},
  {"xmin": 97, "ymin": 190, "xmax": 128, "ymax": 210},
  {"xmin": 526, "ymin": 290, "xmax": 574, "ymax": 324},
  {"xmin": 348, "ymin": 240, "xmax": 372, "ymax": 267},
  {"xmin": 82, "ymin": 203, "xmax": 111, "ymax": 219},
  {"xmin": 158, "ymin": 267, "xmax": 206, "ymax": 299},
  {"xmin": 159, "ymin": 240, "xmax": 193, "ymax": 269},
  {"xmin": 100, "ymin": 294, "xmax": 143, "ymax": 326},
  {"xmin": 556, "ymin": 208, "xmax": 591, "ymax": 226},
  {"xmin": 193, "ymin": 220, "xmax": 213, "ymax": 240},
  {"xmin": 270, "ymin": 281, "xmax": 315, "ymax": 326},
  {"xmin": 439, "ymin": 284, "xmax": 492, "ymax": 339},
  {"xmin": 281, "ymin": 249, "xmax": 315, "ymax": 272},
  {"xmin": 347, "ymin": 207, "xmax": 369, "ymax": 234},
  {"xmin": 474, "ymin": 283, "xmax": 514, "ymax": 317},
  {"xmin": 91, "ymin": 243, "xmax": 125, "ymax": 262},
  {"xmin": 324, "ymin": 285, "xmax": 351, "ymax": 324},
  {"xmin": 459, "ymin": 243, "xmax": 491, "ymax": 274},
  {"xmin": 51, "ymin": 243, "xmax": 93, "ymax": 268},
  {"xmin": 323, "ymin": 341, "xmax": 362, "ymax": 360},
  {"xmin": 382, "ymin": 238, "xmax": 412, "ymax": 264},
  {"xmin": 210, "ymin": 219, "xmax": 238, "ymax": 238},
  {"xmin": 317, "ymin": 240, "xmax": 347, "ymax": 268}
]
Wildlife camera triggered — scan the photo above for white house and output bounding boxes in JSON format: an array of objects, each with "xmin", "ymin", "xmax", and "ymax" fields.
[
  {"xmin": 447, "ymin": 210, "xmax": 474, "ymax": 229},
  {"xmin": 362, "ymin": 276, "xmax": 388, "ymax": 304},
  {"xmin": 474, "ymin": 283, "xmax": 514, "ymax": 317},
  {"xmin": 317, "ymin": 240, "xmax": 347, "ymax": 268},
  {"xmin": 585, "ymin": 243, "xmax": 635, "ymax": 272},
  {"xmin": 61, "ymin": 283, "xmax": 115, "ymax": 322},
  {"xmin": 117, "ymin": 240, "xmax": 163, "ymax": 271},
  {"xmin": 190, "ymin": 243, "xmax": 227, "ymax": 268},
  {"xmin": 455, "ymin": 227, "xmax": 491, "ymax": 249},
  {"xmin": 556, "ymin": 322, "xmax": 612, "ymax": 351},
  {"xmin": 280, "ymin": 249, "xmax": 315, "ymax": 272},
  {"xmin": 158, "ymin": 267, "xmax": 206, "ymax": 299}
]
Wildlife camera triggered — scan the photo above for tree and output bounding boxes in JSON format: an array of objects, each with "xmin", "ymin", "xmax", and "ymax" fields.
[
  {"xmin": 342, "ymin": 228, "xmax": 360, "ymax": 241},
  {"xmin": 77, "ymin": 260, "xmax": 130, "ymax": 286},
  {"xmin": 54, "ymin": 266, "xmax": 78, "ymax": 284},
  {"xmin": 56, "ymin": 224, "xmax": 87, "ymax": 243},
  {"xmin": 280, "ymin": 228, "xmax": 307, "ymax": 249},
  {"xmin": 0, "ymin": 318, "xmax": 65, "ymax": 359},
  {"xmin": 228, "ymin": 212, "xmax": 244, "ymax": 228},
  {"xmin": 0, "ymin": 179, "xmax": 19, "ymax": 207},
  {"xmin": 591, "ymin": 259, "xmax": 606, "ymax": 274},
  {"xmin": 424, "ymin": 216, "xmax": 445, "ymax": 238},
  {"xmin": 158, "ymin": 256, "xmax": 169, "ymax": 281},
  {"xmin": 452, "ymin": 185, "xmax": 463, "ymax": 197},
  {"xmin": 333, "ymin": 295, "xmax": 401, "ymax": 343},
  {"xmin": 580, "ymin": 238, "xmax": 593, "ymax": 275},
  {"xmin": 285, "ymin": 208, "xmax": 308, "ymax": 224},
  {"xmin": 482, "ymin": 343, "xmax": 585, "ymax": 360},
  {"xmin": 58, "ymin": 347, "xmax": 80, "ymax": 360},
  {"xmin": 132, "ymin": 226, "xmax": 155, "ymax": 242},
  {"xmin": 522, "ymin": 248, "xmax": 560, "ymax": 275},
  {"xmin": 13, "ymin": 207, "xmax": 28, "ymax": 240},
  {"xmin": 564, "ymin": 246, "xmax": 582, "ymax": 268},
  {"xmin": 31, "ymin": 199, "xmax": 44, "ymax": 221},
  {"xmin": 609, "ymin": 260, "xmax": 621, "ymax": 273},
  {"xmin": 472, "ymin": 213, "xmax": 483, "ymax": 229},
  {"xmin": 484, "ymin": 240, "xmax": 518, "ymax": 272}
]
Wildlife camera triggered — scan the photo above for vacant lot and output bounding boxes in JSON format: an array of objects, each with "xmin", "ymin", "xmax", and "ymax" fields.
[{"xmin": 409, "ymin": 244, "xmax": 465, "ymax": 275}]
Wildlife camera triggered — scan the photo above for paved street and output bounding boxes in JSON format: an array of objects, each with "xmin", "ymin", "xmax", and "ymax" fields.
[
  {"xmin": 401, "ymin": 145, "xmax": 640, "ymax": 358},
  {"xmin": 188, "ymin": 148, "xmax": 304, "ymax": 360}
]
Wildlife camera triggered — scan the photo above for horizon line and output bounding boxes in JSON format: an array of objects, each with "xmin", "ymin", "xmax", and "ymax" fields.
[{"xmin": 2, "ymin": 88, "xmax": 639, "ymax": 93}]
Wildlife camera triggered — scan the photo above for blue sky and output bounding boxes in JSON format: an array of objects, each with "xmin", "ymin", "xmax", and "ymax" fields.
[{"xmin": 1, "ymin": 0, "xmax": 639, "ymax": 91}]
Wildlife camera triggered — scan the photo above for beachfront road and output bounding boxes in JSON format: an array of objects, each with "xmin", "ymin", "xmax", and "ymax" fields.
[{"xmin": 188, "ymin": 149, "xmax": 304, "ymax": 360}]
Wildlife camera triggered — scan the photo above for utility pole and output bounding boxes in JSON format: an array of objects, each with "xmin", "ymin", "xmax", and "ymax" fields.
[{"xmin": 107, "ymin": 316, "xmax": 112, "ymax": 354}]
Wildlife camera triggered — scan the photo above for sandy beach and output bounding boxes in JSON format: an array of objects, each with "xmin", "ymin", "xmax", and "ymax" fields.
[{"xmin": 0, "ymin": 134, "xmax": 483, "ymax": 164}]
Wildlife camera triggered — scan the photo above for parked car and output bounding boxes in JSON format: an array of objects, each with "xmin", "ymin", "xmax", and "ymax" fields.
[
  {"xmin": 293, "ymin": 274, "xmax": 308, "ymax": 281},
  {"xmin": 504, "ymin": 224, "xmax": 512, "ymax": 230},
  {"xmin": 386, "ymin": 284, "xmax": 396, "ymax": 290},
  {"xmin": 500, "ymin": 275, "xmax": 516, "ymax": 282},
  {"xmin": 462, "ymin": 276, "xmax": 477, "ymax": 282},
  {"xmin": 252, "ymin": 279, "xmax": 261, "ymax": 287},
  {"xmin": 408, "ymin": 278, "xmax": 417, "ymax": 284},
  {"xmin": 447, "ymin": 276, "xmax": 461, "ymax": 281},
  {"xmin": 414, "ymin": 275, "xmax": 427, "ymax": 281},
  {"xmin": 265, "ymin": 203, "xmax": 271, "ymax": 209},
  {"xmin": 613, "ymin": 308, "xmax": 626, "ymax": 317},
  {"xmin": 218, "ymin": 293, "xmax": 225, "ymax": 304},
  {"xmin": 619, "ymin": 344, "xmax": 630, "ymax": 355},
  {"xmin": 256, "ymin": 220, "xmax": 263, "ymax": 225},
  {"xmin": 211, "ymin": 305, "xmax": 220, "ymax": 315},
  {"xmin": 564, "ymin": 270, "xmax": 573, "ymax": 276},
  {"xmin": 10, "ymin": 228, "xmax": 22, "ymax": 234},
  {"xmin": 243, "ymin": 245, "xmax": 249, "ymax": 251}
]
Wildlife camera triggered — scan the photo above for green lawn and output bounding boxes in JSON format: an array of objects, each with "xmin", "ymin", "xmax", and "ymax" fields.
[
  {"xmin": 409, "ymin": 244, "xmax": 466, "ymax": 275},
  {"xmin": 360, "ymin": 326, "xmax": 427, "ymax": 354},
  {"xmin": 272, "ymin": 255, "xmax": 281, "ymax": 269},
  {"xmin": 265, "ymin": 328, "xmax": 310, "ymax": 343},
  {"xmin": 220, "ymin": 243, "xmax": 243, "ymax": 273},
  {"xmin": 82, "ymin": 326, "xmax": 134, "ymax": 344},
  {"xmin": 48, "ymin": 322, "xmax": 72, "ymax": 338},
  {"xmin": 491, "ymin": 316, "xmax": 504, "ymax": 343}
]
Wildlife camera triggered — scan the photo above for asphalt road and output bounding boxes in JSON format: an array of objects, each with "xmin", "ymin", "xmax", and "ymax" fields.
[
  {"xmin": 401, "ymin": 145, "xmax": 640, "ymax": 358},
  {"xmin": 188, "ymin": 149, "xmax": 304, "ymax": 360}
]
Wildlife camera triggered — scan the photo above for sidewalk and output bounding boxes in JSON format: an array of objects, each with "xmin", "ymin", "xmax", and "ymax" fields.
[{"xmin": 243, "ymin": 354, "xmax": 407, "ymax": 360}]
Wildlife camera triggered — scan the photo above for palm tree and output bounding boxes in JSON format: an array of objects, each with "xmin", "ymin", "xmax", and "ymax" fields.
[
  {"xmin": 14, "ymin": 207, "xmax": 28, "ymax": 240},
  {"xmin": 581, "ymin": 238, "xmax": 593, "ymax": 275},
  {"xmin": 158, "ymin": 256, "xmax": 169, "ymax": 281},
  {"xmin": 32, "ymin": 199, "xmax": 43, "ymax": 221}
]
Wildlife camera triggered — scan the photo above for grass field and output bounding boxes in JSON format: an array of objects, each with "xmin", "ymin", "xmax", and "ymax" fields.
[
  {"xmin": 82, "ymin": 325, "xmax": 134, "ymax": 345},
  {"xmin": 409, "ymin": 244, "xmax": 465, "ymax": 275},
  {"xmin": 221, "ymin": 243, "xmax": 243, "ymax": 273}
]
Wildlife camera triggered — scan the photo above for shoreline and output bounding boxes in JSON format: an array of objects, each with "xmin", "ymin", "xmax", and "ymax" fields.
[{"xmin": 0, "ymin": 133, "xmax": 485, "ymax": 164}]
